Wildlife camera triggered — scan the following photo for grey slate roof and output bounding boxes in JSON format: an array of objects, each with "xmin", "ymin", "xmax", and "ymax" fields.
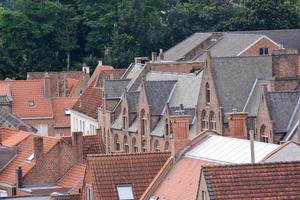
[
  {"xmin": 104, "ymin": 79, "xmax": 130, "ymax": 99},
  {"xmin": 127, "ymin": 91, "xmax": 140, "ymax": 113},
  {"xmin": 266, "ymin": 91, "xmax": 300, "ymax": 133},
  {"xmin": 238, "ymin": 29, "xmax": 300, "ymax": 52},
  {"xmin": 264, "ymin": 142, "xmax": 300, "ymax": 162},
  {"xmin": 195, "ymin": 33, "xmax": 264, "ymax": 61},
  {"xmin": 211, "ymin": 56, "xmax": 273, "ymax": 115},
  {"xmin": 0, "ymin": 95, "xmax": 12, "ymax": 105},
  {"xmin": 0, "ymin": 146, "xmax": 17, "ymax": 171},
  {"xmin": 144, "ymin": 81, "xmax": 176, "ymax": 115},
  {"xmin": 164, "ymin": 33, "xmax": 212, "ymax": 61},
  {"xmin": 0, "ymin": 107, "xmax": 36, "ymax": 132}
]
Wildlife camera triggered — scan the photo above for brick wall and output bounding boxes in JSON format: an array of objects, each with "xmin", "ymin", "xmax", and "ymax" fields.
[{"xmin": 240, "ymin": 37, "xmax": 278, "ymax": 56}]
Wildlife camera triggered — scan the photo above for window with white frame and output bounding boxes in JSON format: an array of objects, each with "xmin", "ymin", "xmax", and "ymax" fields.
[
  {"xmin": 116, "ymin": 185, "xmax": 134, "ymax": 200},
  {"xmin": 34, "ymin": 124, "xmax": 48, "ymax": 135},
  {"xmin": 0, "ymin": 189, "xmax": 8, "ymax": 197},
  {"xmin": 202, "ymin": 191, "xmax": 207, "ymax": 200},
  {"xmin": 85, "ymin": 185, "xmax": 93, "ymax": 200}
]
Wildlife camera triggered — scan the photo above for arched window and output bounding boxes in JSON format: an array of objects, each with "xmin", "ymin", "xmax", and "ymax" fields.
[
  {"xmin": 132, "ymin": 137, "xmax": 138, "ymax": 153},
  {"xmin": 165, "ymin": 119, "xmax": 169, "ymax": 136},
  {"xmin": 124, "ymin": 135, "xmax": 129, "ymax": 153},
  {"xmin": 141, "ymin": 109, "xmax": 147, "ymax": 136},
  {"xmin": 170, "ymin": 121, "xmax": 173, "ymax": 135},
  {"xmin": 122, "ymin": 108, "xmax": 127, "ymax": 129},
  {"xmin": 142, "ymin": 139, "xmax": 147, "ymax": 152},
  {"xmin": 154, "ymin": 140, "xmax": 160, "ymax": 152},
  {"xmin": 209, "ymin": 111, "xmax": 216, "ymax": 130},
  {"xmin": 164, "ymin": 141, "xmax": 169, "ymax": 151},
  {"xmin": 114, "ymin": 134, "xmax": 120, "ymax": 151},
  {"xmin": 201, "ymin": 110, "xmax": 209, "ymax": 130},
  {"xmin": 205, "ymin": 82, "xmax": 210, "ymax": 104},
  {"xmin": 260, "ymin": 125, "xmax": 268, "ymax": 143}
]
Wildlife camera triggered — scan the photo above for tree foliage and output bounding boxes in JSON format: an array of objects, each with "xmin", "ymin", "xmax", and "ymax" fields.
[{"xmin": 0, "ymin": 0, "xmax": 299, "ymax": 79}]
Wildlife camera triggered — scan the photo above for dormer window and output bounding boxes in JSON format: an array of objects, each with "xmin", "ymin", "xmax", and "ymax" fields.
[
  {"xmin": 28, "ymin": 100, "xmax": 35, "ymax": 108},
  {"xmin": 116, "ymin": 185, "xmax": 134, "ymax": 200},
  {"xmin": 205, "ymin": 83, "xmax": 210, "ymax": 104}
]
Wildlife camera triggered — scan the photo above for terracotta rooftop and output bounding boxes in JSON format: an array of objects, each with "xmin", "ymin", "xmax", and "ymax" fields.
[
  {"xmin": 72, "ymin": 66, "xmax": 125, "ymax": 119},
  {"xmin": 63, "ymin": 134, "xmax": 105, "ymax": 159},
  {"xmin": 202, "ymin": 161, "xmax": 300, "ymax": 199},
  {"xmin": 152, "ymin": 157, "xmax": 212, "ymax": 200},
  {"xmin": 51, "ymin": 97, "xmax": 78, "ymax": 127},
  {"xmin": 0, "ymin": 128, "xmax": 60, "ymax": 185},
  {"xmin": 0, "ymin": 80, "xmax": 53, "ymax": 118},
  {"xmin": 57, "ymin": 163, "xmax": 86, "ymax": 194},
  {"xmin": 85, "ymin": 152, "xmax": 171, "ymax": 200}
]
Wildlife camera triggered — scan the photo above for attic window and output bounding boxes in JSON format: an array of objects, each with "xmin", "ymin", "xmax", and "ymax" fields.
[
  {"xmin": 259, "ymin": 48, "xmax": 269, "ymax": 55},
  {"xmin": 26, "ymin": 153, "xmax": 34, "ymax": 163},
  {"xmin": 116, "ymin": 185, "xmax": 134, "ymax": 200},
  {"xmin": 28, "ymin": 100, "xmax": 35, "ymax": 108},
  {"xmin": 65, "ymin": 108, "xmax": 71, "ymax": 115}
]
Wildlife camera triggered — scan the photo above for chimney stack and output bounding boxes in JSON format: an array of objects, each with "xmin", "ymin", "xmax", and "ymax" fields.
[
  {"xmin": 44, "ymin": 72, "xmax": 51, "ymax": 98},
  {"xmin": 151, "ymin": 52, "xmax": 157, "ymax": 62},
  {"xmin": 159, "ymin": 49, "xmax": 164, "ymax": 60},
  {"xmin": 249, "ymin": 130, "xmax": 255, "ymax": 163},
  {"xmin": 226, "ymin": 110, "xmax": 248, "ymax": 139},
  {"xmin": 82, "ymin": 64, "xmax": 90, "ymax": 75},
  {"xmin": 16, "ymin": 166, "xmax": 23, "ymax": 188},
  {"xmin": 170, "ymin": 114, "xmax": 191, "ymax": 156},
  {"xmin": 98, "ymin": 60, "xmax": 103, "ymax": 66},
  {"xmin": 72, "ymin": 132, "xmax": 83, "ymax": 162},
  {"xmin": 33, "ymin": 136, "xmax": 44, "ymax": 161}
]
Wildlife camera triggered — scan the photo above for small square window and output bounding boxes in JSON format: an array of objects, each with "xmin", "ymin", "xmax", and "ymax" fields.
[
  {"xmin": 28, "ymin": 100, "xmax": 35, "ymax": 107},
  {"xmin": 116, "ymin": 185, "xmax": 134, "ymax": 200}
]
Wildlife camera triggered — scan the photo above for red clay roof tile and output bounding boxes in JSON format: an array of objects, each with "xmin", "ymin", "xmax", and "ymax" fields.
[
  {"xmin": 52, "ymin": 97, "xmax": 78, "ymax": 127},
  {"xmin": 202, "ymin": 161, "xmax": 300, "ymax": 199},
  {"xmin": 85, "ymin": 152, "xmax": 170, "ymax": 200}
]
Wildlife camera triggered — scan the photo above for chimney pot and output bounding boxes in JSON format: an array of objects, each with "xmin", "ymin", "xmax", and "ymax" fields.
[
  {"xmin": 249, "ymin": 130, "xmax": 255, "ymax": 163},
  {"xmin": 98, "ymin": 60, "xmax": 103, "ymax": 66},
  {"xmin": 159, "ymin": 49, "xmax": 164, "ymax": 60},
  {"xmin": 16, "ymin": 166, "xmax": 23, "ymax": 188}
]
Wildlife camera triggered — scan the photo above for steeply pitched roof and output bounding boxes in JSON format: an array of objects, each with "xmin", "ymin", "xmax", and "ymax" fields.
[
  {"xmin": 104, "ymin": 79, "xmax": 130, "ymax": 99},
  {"xmin": 144, "ymin": 81, "xmax": 176, "ymax": 115},
  {"xmin": 0, "ymin": 80, "xmax": 54, "ymax": 118},
  {"xmin": 51, "ymin": 97, "xmax": 78, "ymax": 127},
  {"xmin": 266, "ymin": 91, "xmax": 300, "ymax": 133},
  {"xmin": 195, "ymin": 33, "xmax": 264, "ymax": 61},
  {"xmin": 211, "ymin": 56, "xmax": 273, "ymax": 115},
  {"xmin": 263, "ymin": 142, "xmax": 300, "ymax": 162},
  {"xmin": 202, "ymin": 161, "xmax": 300, "ymax": 200},
  {"xmin": 0, "ymin": 107, "xmax": 36, "ymax": 132},
  {"xmin": 0, "ymin": 146, "xmax": 17, "ymax": 172},
  {"xmin": 86, "ymin": 152, "xmax": 170, "ymax": 200},
  {"xmin": 164, "ymin": 33, "xmax": 212, "ymax": 61},
  {"xmin": 238, "ymin": 29, "xmax": 300, "ymax": 51},
  {"xmin": 146, "ymin": 71, "xmax": 203, "ymax": 108},
  {"xmin": 0, "ymin": 128, "xmax": 60, "ymax": 185},
  {"xmin": 127, "ymin": 91, "xmax": 140, "ymax": 112},
  {"xmin": 95, "ymin": 69, "xmax": 126, "ymax": 88},
  {"xmin": 57, "ymin": 163, "xmax": 86, "ymax": 193},
  {"xmin": 62, "ymin": 134, "xmax": 105, "ymax": 159}
]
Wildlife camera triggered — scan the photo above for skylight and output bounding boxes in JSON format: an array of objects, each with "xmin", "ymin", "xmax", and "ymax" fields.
[
  {"xmin": 28, "ymin": 100, "xmax": 35, "ymax": 108},
  {"xmin": 26, "ymin": 153, "xmax": 34, "ymax": 163},
  {"xmin": 64, "ymin": 108, "xmax": 71, "ymax": 115},
  {"xmin": 116, "ymin": 185, "xmax": 134, "ymax": 200}
]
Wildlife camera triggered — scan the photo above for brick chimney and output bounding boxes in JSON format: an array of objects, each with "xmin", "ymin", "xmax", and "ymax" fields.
[
  {"xmin": 170, "ymin": 114, "xmax": 191, "ymax": 156},
  {"xmin": 72, "ymin": 132, "xmax": 83, "ymax": 162},
  {"xmin": 272, "ymin": 48, "xmax": 299, "ymax": 77},
  {"xmin": 44, "ymin": 72, "xmax": 51, "ymax": 98},
  {"xmin": 33, "ymin": 136, "xmax": 44, "ymax": 161},
  {"xmin": 226, "ymin": 109, "xmax": 248, "ymax": 139}
]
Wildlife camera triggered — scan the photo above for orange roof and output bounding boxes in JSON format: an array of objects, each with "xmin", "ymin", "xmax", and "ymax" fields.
[
  {"xmin": 57, "ymin": 163, "xmax": 86, "ymax": 193},
  {"xmin": 88, "ymin": 65, "xmax": 114, "ymax": 86},
  {"xmin": 85, "ymin": 152, "xmax": 171, "ymax": 200},
  {"xmin": 0, "ymin": 128, "xmax": 60, "ymax": 185},
  {"xmin": 0, "ymin": 80, "xmax": 53, "ymax": 118},
  {"xmin": 153, "ymin": 157, "xmax": 212, "ymax": 200},
  {"xmin": 0, "ymin": 83, "xmax": 11, "ymax": 96},
  {"xmin": 52, "ymin": 97, "xmax": 78, "ymax": 127}
]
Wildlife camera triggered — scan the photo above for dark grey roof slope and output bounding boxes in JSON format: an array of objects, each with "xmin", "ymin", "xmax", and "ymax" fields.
[
  {"xmin": 164, "ymin": 33, "xmax": 212, "ymax": 60},
  {"xmin": 144, "ymin": 81, "xmax": 176, "ymax": 115},
  {"xmin": 0, "ymin": 107, "xmax": 36, "ymax": 132},
  {"xmin": 238, "ymin": 29, "xmax": 300, "ymax": 51},
  {"xmin": 267, "ymin": 91, "xmax": 300, "ymax": 133},
  {"xmin": 0, "ymin": 146, "xmax": 17, "ymax": 171},
  {"xmin": 212, "ymin": 56, "xmax": 273, "ymax": 115},
  {"xmin": 169, "ymin": 106, "xmax": 195, "ymax": 124},
  {"xmin": 104, "ymin": 79, "xmax": 130, "ymax": 99},
  {"xmin": 127, "ymin": 91, "xmax": 139, "ymax": 113}
]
